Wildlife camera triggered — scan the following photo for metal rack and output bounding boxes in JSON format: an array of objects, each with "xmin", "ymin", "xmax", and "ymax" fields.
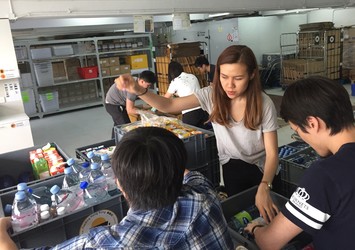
[
  {"xmin": 14, "ymin": 34, "xmax": 155, "ymax": 118},
  {"xmin": 280, "ymin": 29, "xmax": 341, "ymax": 88}
]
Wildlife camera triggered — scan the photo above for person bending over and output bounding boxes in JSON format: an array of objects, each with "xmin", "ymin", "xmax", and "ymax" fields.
[
  {"xmin": 245, "ymin": 76, "xmax": 355, "ymax": 250},
  {"xmin": 164, "ymin": 61, "xmax": 210, "ymax": 129},
  {"xmin": 105, "ymin": 70, "xmax": 156, "ymax": 138}
]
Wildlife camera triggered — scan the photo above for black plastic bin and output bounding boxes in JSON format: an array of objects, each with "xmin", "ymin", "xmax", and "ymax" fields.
[
  {"xmin": 221, "ymin": 186, "xmax": 312, "ymax": 250},
  {"xmin": 0, "ymin": 142, "xmax": 70, "ymax": 194}
]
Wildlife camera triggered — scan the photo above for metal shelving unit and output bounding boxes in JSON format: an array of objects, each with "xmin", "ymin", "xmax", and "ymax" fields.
[{"xmin": 14, "ymin": 34, "xmax": 155, "ymax": 118}]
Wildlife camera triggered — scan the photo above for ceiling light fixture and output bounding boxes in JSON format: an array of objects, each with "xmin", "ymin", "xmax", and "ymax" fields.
[{"xmin": 208, "ymin": 12, "xmax": 230, "ymax": 18}]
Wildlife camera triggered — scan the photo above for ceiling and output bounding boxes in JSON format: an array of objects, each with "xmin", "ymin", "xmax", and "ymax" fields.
[{"xmin": 4, "ymin": 0, "xmax": 355, "ymax": 40}]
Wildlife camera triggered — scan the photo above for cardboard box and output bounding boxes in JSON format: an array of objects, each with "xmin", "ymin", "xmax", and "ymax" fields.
[
  {"xmin": 99, "ymin": 58, "xmax": 110, "ymax": 67},
  {"xmin": 109, "ymin": 66, "xmax": 120, "ymax": 76},
  {"xmin": 125, "ymin": 54, "xmax": 148, "ymax": 69},
  {"xmin": 119, "ymin": 64, "xmax": 131, "ymax": 74},
  {"xmin": 108, "ymin": 56, "xmax": 120, "ymax": 66},
  {"xmin": 52, "ymin": 61, "xmax": 68, "ymax": 82},
  {"xmin": 101, "ymin": 67, "xmax": 111, "ymax": 77}
]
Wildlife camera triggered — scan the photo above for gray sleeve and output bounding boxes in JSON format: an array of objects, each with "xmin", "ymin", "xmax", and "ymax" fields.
[
  {"xmin": 193, "ymin": 86, "xmax": 213, "ymax": 113},
  {"xmin": 127, "ymin": 92, "xmax": 137, "ymax": 102},
  {"xmin": 261, "ymin": 93, "xmax": 279, "ymax": 132}
]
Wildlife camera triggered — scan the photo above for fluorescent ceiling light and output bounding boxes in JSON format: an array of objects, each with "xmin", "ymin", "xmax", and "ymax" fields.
[{"xmin": 208, "ymin": 12, "xmax": 230, "ymax": 18}]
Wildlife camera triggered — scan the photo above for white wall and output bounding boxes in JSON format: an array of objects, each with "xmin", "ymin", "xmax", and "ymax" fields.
[{"xmin": 170, "ymin": 8, "xmax": 355, "ymax": 65}]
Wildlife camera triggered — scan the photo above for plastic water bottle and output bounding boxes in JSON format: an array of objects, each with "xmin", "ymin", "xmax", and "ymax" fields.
[
  {"xmin": 30, "ymin": 186, "xmax": 52, "ymax": 206},
  {"xmin": 80, "ymin": 181, "xmax": 108, "ymax": 206},
  {"xmin": 17, "ymin": 183, "xmax": 36, "ymax": 205},
  {"xmin": 62, "ymin": 167, "xmax": 80, "ymax": 193},
  {"xmin": 11, "ymin": 191, "xmax": 39, "ymax": 233},
  {"xmin": 79, "ymin": 162, "xmax": 91, "ymax": 182},
  {"xmin": 50, "ymin": 185, "xmax": 83, "ymax": 214},
  {"xmin": 100, "ymin": 154, "xmax": 119, "ymax": 196},
  {"xmin": 67, "ymin": 158, "xmax": 84, "ymax": 175},
  {"xmin": 88, "ymin": 163, "xmax": 108, "ymax": 194},
  {"xmin": 87, "ymin": 151, "xmax": 101, "ymax": 164},
  {"xmin": 49, "ymin": 195, "xmax": 57, "ymax": 218},
  {"xmin": 39, "ymin": 204, "xmax": 51, "ymax": 223}
]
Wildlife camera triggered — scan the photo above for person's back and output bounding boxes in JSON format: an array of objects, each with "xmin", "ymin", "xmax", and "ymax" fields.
[
  {"xmin": 109, "ymin": 171, "xmax": 233, "ymax": 249},
  {"xmin": 165, "ymin": 61, "xmax": 210, "ymax": 129}
]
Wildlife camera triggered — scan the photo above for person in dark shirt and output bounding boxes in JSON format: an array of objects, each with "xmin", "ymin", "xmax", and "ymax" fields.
[
  {"xmin": 194, "ymin": 56, "xmax": 216, "ymax": 84},
  {"xmin": 245, "ymin": 76, "xmax": 355, "ymax": 250}
]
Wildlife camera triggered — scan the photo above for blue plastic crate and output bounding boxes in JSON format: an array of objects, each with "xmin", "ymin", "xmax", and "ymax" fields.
[{"xmin": 0, "ymin": 142, "xmax": 70, "ymax": 194}]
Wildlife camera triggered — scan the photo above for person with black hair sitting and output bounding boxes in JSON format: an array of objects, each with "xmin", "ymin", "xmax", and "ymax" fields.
[{"xmin": 0, "ymin": 127, "xmax": 234, "ymax": 249}]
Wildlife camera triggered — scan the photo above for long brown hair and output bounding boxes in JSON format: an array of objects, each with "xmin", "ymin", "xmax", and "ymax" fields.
[{"xmin": 209, "ymin": 45, "xmax": 263, "ymax": 130}]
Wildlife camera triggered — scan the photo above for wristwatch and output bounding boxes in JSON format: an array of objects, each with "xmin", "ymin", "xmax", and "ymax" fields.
[{"xmin": 260, "ymin": 181, "xmax": 273, "ymax": 190}]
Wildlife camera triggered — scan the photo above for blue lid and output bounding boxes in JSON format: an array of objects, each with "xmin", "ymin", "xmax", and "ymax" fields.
[
  {"xmin": 28, "ymin": 187, "xmax": 33, "ymax": 194},
  {"xmin": 67, "ymin": 158, "xmax": 75, "ymax": 166},
  {"xmin": 101, "ymin": 153, "xmax": 110, "ymax": 161},
  {"xmin": 50, "ymin": 185, "xmax": 60, "ymax": 195},
  {"xmin": 4, "ymin": 204, "xmax": 12, "ymax": 214},
  {"xmin": 80, "ymin": 181, "xmax": 88, "ymax": 189},
  {"xmin": 90, "ymin": 162, "xmax": 100, "ymax": 170},
  {"xmin": 17, "ymin": 182, "xmax": 27, "ymax": 191},
  {"xmin": 64, "ymin": 167, "xmax": 72, "ymax": 175},
  {"xmin": 87, "ymin": 151, "xmax": 95, "ymax": 159},
  {"xmin": 15, "ymin": 191, "xmax": 26, "ymax": 200},
  {"xmin": 82, "ymin": 162, "xmax": 90, "ymax": 168}
]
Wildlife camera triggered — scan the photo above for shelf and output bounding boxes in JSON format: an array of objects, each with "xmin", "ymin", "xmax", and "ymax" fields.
[
  {"xmin": 14, "ymin": 34, "xmax": 154, "ymax": 118},
  {"xmin": 32, "ymin": 53, "xmax": 97, "ymax": 62},
  {"xmin": 98, "ymin": 47, "xmax": 150, "ymax": 55},
  {"xmin": 35, "ymin": 78, "xmax": 100, "ymax": 88}
]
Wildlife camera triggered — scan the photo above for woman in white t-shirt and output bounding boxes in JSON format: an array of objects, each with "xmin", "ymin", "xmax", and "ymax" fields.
[{"xmin": 164, "ymin": 61, "xmax": 210, "ymax": 129}]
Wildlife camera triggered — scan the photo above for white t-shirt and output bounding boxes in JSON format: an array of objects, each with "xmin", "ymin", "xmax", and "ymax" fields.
[
  {"xmin": 167, "ymin": 72, "xmax": 201, "ymax": 114},
  {"xmin": 194, "ymin": 86, "xmax": 279, "ymax": 171}
]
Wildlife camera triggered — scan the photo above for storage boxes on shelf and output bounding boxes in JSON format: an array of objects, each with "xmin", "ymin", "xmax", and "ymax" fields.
[
  {"xmin": 30, "ymin": 47, "xmax": 52, "ymax": 60},
  {"xmin": 21, "ymin": 88, "xmax": 37, "ymax": 116},
  {"xmin": 52, "ymin": 45, "xmax": 74, "ymax": 56},
  {"xmin": 125, "ymin": 54, "xmax": 148, "ymax": 70},
  {"xmin": 77, "ymin": 66, "xmax": 98, "ymax": 79},
  {"xmin": 221, "ymin": 186, "xmax": 312, "ymax": 250},
  {"xmin": 33, "ymin": 62, "xmax": 54, "ymax": 87},
  {"xmin": 39, "ymin": 91, "xmax": 59, "ymax": 112},
  {"xmin": 114, "ymin": 118, "xmax": 220, "ymax": 187}
]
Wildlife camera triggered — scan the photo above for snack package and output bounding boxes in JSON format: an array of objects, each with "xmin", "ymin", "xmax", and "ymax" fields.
[{"xmin": 120, "ymin": 110, "xmax": 202, "ymax": 139}]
